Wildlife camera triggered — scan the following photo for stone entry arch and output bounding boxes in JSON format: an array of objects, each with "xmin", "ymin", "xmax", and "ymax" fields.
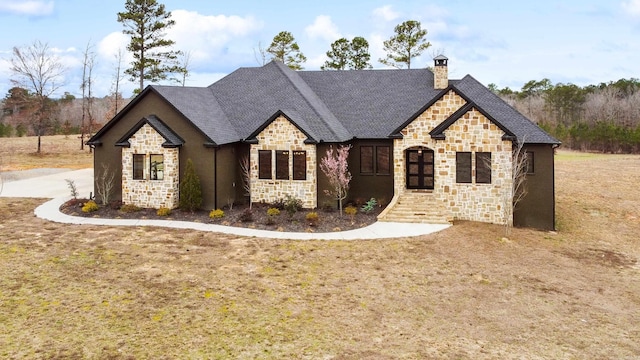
[{"xmin": 405, "ymin": 146, "xmax": 435, "ymax": 190}]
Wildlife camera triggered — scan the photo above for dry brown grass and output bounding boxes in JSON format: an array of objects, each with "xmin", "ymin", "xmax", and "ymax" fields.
[
  {"xmin": 0, "ymin": 150, "xmax": 639, "ymax": 359},
  {"xmin": 0, "ymin": 135, "xmax": 93, "ymax": 170}
]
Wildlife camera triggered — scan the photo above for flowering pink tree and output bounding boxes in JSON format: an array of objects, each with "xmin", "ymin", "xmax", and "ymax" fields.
[{"xmin": 320, "ymin": 144, "xmax": 352, "ymax": 215}]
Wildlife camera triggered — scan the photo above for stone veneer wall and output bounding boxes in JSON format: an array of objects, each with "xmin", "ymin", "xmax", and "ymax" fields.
[
  {"xmin": 251, "ymin": 116, "xmax": 317, "ymax": 208},
  {"xmin": 394, "ymin": 90, "xmax": 513, "ymax": 225},
  {"xmin": 434, "ymin": 65, "xmax": 448, "ymax": 89},
  {"xmin": 122, "ymin": 124, "xmax": 179, "ymax": 209}
]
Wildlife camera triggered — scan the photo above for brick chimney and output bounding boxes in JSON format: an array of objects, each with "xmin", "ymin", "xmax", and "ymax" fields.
[{"xmin": 433, "ymin": 55, "xmax": 448, "ymax": 89}]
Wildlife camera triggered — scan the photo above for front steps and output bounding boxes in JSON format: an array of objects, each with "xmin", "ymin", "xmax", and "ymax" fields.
[{"xmin": 378, "ymin": 190, "xmax": 451, "ymax": 224}]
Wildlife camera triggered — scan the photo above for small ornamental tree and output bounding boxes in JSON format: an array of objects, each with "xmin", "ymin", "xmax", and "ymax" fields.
[
  {"xmin": 179, "ymin": 159, "xmax": 202, "ymax": 212},
  {"xmin": 320, "ymin": 145, "xmax": 352, "ymax": 215}
]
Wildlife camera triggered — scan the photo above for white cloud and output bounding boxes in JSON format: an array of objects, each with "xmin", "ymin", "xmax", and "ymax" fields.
[
  {"xmin": 0, "ymin": 0, "xmax": 54, "ymax": 16},
  {"xmin": 168, "ymin": 9, "xmax": 262, "ymax": 66},
  {"xmin": 372, "ymin": 5, "xmax": 400, "ymax": 22},
  {"xmin": 622, "ymin": 0, "xmax": 640, "ymax": 16},
  {"xmin": 98, "ymin": 32, "xmax": 129, "ymax": 59},
  {"xmin": 304, "ymin": 15, "xmax": 341, "ymax": 42}
]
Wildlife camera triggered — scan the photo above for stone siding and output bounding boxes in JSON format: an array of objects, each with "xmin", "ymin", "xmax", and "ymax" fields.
[
  {"xmin": 122, "ymin": 124, "xmax": 179, "ymax": 209},
  {"xmin": 251, "ymin": 116, "xmax": 317, "ymax": 208},
  {"xmin": 394, "ymin": 90, "xmax": 513, "ymax": 225}
]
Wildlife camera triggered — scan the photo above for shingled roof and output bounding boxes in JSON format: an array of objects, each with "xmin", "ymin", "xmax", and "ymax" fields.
[{"xmin": 90, "ymin": 60, "xmax": 559, "ymax": 147}]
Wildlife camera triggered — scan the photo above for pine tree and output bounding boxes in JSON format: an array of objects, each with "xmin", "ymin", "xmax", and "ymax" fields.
[
  {"xmin": 117, "ymin": 0, "xmax": 184, "ymax": 93},
  {"xmin": 267, "ymin": 31, "xmax": 307, "ymax": 70},
  {"xmin": 179, "ymin": 159, "xmax": 202, "ymax": 212},
  {"xmin": 379, "ymin": 20, "xmax": 431, "ymax": 69}
]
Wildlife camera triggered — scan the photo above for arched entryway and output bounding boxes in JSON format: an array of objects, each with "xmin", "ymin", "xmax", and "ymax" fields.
[{"xmin": 406, "ymin": 147, "xmax": 434, "ymax": 189}]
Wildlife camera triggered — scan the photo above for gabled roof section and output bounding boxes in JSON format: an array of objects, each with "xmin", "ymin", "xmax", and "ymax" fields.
[
  {"xmin": 151, "ymin": 85, "xmax": 240, "ymax": 146},
  {"xmin": 452, "ymin": 75, "xmax": 560, "ymax": 144},
  {"xmin": 429, "ymin": 102, "xmax": 516, "ymax": 141},
  {"xmin": 115, "ymin": 115, "xmax": 184, "ymax": 148},
  {"xmin": 299, "ymin": 67, "xmax": 445, "ymax": 139},
  {"xmin": 245, "ymin": 110, "xmax": 317, "ymax": 144},
  {"xmin": 208, "ymin": 61, "xmax": 351, "ymax": 143},
  {"xmin": 388, "ymin": 85, "xmax": 462, "ymax": 137}
]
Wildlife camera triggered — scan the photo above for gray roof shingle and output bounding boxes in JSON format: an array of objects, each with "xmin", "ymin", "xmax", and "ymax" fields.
[{"xmin": 96, "ymin": 60, "xmax": 559, "ymax": 147}]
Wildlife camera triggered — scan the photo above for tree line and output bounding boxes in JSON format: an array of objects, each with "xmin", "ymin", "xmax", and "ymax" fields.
[
  {"xmin": 1, "ymin": 0, "xmax": 434, "ymax": 154},
  {"xmin": 490, "ymin": 78, "xmax": 640, "ymax": 153}
]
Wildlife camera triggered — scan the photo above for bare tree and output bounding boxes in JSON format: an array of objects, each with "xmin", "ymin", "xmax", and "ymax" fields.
[
  {"xmin": 253, "ymin": 41, "xmax": 268, "ymax": 66},
  {"xmin": 506, "ymin": 138, "xmax": 529, "ymax": 234},
  {"xmin": 174, "ymin": 50, "xmax": 192, "ymax": 86},
  {"xmin": 9, "ymin": 40, "xmax": 65, "ymax": 153},
  {"xmin": 80, "ymin": 41, "xmax": 97, "ymax": 150},
  {"xmin": 113, "ymin": 48, "xmax": 125, "ymax": 114},
  {"xmin": 239, "ymin": 155, "xmax": 251, "ymax": 209},
  {"xmin": 96, "ymin": 163, "xmax": 116, "ymax": 205}
]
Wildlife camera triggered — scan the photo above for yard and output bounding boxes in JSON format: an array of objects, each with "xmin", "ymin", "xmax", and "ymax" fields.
[{"xmin": 0, "ymin": 136, "xmax": 639, "ymax": 359}]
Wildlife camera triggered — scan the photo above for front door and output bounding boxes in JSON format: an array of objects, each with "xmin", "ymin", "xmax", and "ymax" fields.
[{"xmin": 406, "ymin": 148, "xmax": 434, "ymax": 189}]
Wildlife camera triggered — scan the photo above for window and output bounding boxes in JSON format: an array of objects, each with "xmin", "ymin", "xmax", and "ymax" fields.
[
  {"xmin": 456, "ymin": 152, "xmax": 472, "ymax": 183},
  {"xmin": 376, "ymin": 146, "xmax": 391, "ymax": 175},
  {"xmin": 133, "ymin": 154, "xmax": 145, "ymax": 180},
  {"xmin": 293, "ymin": 151, "xmax": 306, "ymax": 180},
  {"xmin": 360, "ymin": 145, "xmax": 391, "ymax": 175},
  {"xmin": 276, "ymin": 150, "xmax": 289, "ymax": 180},
  {"xmin": 525, "ymin": 151, "xmax": 535, "ymax": 174},
  {"xmin": 258, "ymin": 150, "xmax": 272, "ymax": 179},
  {"xmin": 150, "ymin": 154, "xmax": 164, "ymax": 180},
  {"xmin": 360, "ymin": 146, "xmax": 374, "ymax": 173},
  {"xmin": 476, "ymin": 152, "xmax": 492, "ymax": 184}
]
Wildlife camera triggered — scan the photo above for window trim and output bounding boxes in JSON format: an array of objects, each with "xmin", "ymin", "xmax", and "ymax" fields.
[
  {"xmin": 292, "ymin": 150, "xmax": 306, "ymax": 180},
  {"xmin": 476, "ymin": 152, "xmax": 492, "ymax": 184},
  {"xmin": 133, "ymin": 154, "xmax": 145, "ymax": 180},
  {"xmin": 275, "ymin": 150, "xmax": 289, "ymax": 180},
  {"xmin": 525, "ymin": 151, "xmax": 535, "ymax": 174},
  {"xmin": 258, "ymin": 150, "xmax": 272, "ymax": 179},
  {"xmin": 149, "ymin": 154, "xmax": 164, "ymax": 181},
  {"xmin": 360, "ymin": 146, "xmax": 374, "ymax": 174},
  {"xmin": 456, "ymin": 152, "xmax": 472, "ymax": 183},
  {"xmin": 376, "ymin": 146, "xmax": 391, "ymax": 175}
]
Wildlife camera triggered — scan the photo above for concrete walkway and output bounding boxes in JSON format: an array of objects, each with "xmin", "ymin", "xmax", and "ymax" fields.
[{"xmin": 4, "ymin": 168, "xmax": 451, "ymax": 240}]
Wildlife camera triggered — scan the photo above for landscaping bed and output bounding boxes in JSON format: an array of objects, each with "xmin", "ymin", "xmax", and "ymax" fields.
[{"xmin": 60, "ymin": 199, "xmax": 383, "ymax": 233}]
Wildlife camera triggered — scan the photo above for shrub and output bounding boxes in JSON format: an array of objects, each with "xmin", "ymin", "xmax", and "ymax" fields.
[
  {"xmin": 344, "ymin": 205, "xmax": 357, "ymax": 223},
  {"xmin": 361, "ymin": 197, "xmax": 377, "ymax": 214},
  {"xmin": 81, "ymin": 200, "xmax": 99, "ymax": 213},
  {"xmin": 284, "ymin": 194, "xmax": 303, "ymax": 218},
  {"xmin": 179, "ymin": 159, "xmax": 202, "ymax": 212},
  {"xmin": 240, "ymin": 208, "xmax": 253, "ymax": 222},
  {"xmin": 305, "ymin": 211, "xmax": 319, "ymax": 226},
  {"xmin": 265, "ymin": 207, "xmax": 280, "ymax": 225},
  {"xmin": 209, "ymin": 209, "xmax": 225, "ymax": 219},
  {"xmin": 65, "ymin": 179, "xmax": 78, "ymax": 200},
  {"xmin": 120, "ymin": 204, "xmax": 141, "ymax": 213},
  {"xmin": 267, "ymin": 207, "xmax": 280, "ymax": 217},
  {"xmin": 157, "ymin": 207, "xmax": 171, "ymax": 216},
  {"xmin": 270, "ymin": 198, "xmax": 285, "ymax": 210}
]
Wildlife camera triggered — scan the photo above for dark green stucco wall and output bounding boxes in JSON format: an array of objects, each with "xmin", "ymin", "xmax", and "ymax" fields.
[{"xmin": 514, "ymin": 144, "xmax": 557, "ymax": 230}]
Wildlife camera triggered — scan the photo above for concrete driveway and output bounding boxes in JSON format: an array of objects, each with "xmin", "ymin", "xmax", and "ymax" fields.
[{"xmin": 1, "ymin": 168, "xmax": 94, "ymax": 198}]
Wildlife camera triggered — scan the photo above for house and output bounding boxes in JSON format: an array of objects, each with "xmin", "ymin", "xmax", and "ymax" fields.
[{"xmin": 87, "ymin": 56, "xmax": 560, "ymax": 230}]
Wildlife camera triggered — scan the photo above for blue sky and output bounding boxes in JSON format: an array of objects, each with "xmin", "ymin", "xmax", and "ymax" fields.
[{"xmin": 1, "ymin": 0, "xmax": 639, "ymax": 98}]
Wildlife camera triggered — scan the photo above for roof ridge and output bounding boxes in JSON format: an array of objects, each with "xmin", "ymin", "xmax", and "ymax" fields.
[{"xmin": 272, "ymin": 61, "xmax": 351, "ymax": 141}]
